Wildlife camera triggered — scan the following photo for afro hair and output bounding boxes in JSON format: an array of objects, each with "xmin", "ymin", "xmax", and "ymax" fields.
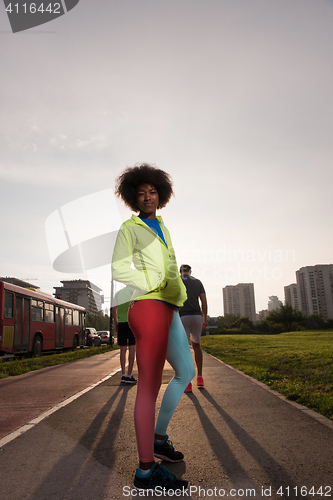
[{"xmin": 115, "ymin": 163, "xmax": 174, "ymax": 212}]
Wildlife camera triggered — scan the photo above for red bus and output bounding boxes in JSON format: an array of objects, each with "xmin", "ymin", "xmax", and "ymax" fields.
[{"xmin": 0, "ymin": 280, "xmax": 86, "ymax": 357}]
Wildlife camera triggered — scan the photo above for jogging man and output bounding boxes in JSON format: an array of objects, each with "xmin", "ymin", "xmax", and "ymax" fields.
[{"xmin": 179, "ymin": 264, "xmax": 207, "ymax": 392}]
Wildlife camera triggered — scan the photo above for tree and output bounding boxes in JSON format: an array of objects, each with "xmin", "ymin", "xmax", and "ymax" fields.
[
  {"xmin": 301, "ymin": 314, "xmax": 326, "ymax": 330},
  {"xmin": 266, "ymin": 304, "xmax": 303, "ymax": 332},
  {"xmin": 230, "ymin": 316, "xmax": 254, "ymax": 329},
  {"xmin": 207, "ymin": 315, "xmax": 218, "ymax": 326},
  {"xmin": 86, "ymin": 313, "xmax": 111, "ymax": 331},
  {"xmin": 218, "ymin": 314, "xmax": 240, "ymax": 330},
  {"xmin": 326, "ymin": 318, "xmax": 333, "ymax": 330},
  {"xmin": 255, "ymin": 320, "xmax": 271, "ymax": 333}
]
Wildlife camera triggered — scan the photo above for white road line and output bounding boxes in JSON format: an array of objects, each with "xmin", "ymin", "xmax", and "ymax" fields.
[{"xmin": 0, "ymin": 367, "xmax": 122, "ymax": 448}]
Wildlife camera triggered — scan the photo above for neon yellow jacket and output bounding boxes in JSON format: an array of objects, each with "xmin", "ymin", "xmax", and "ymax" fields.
[{"xmin": 111, "ymin": 215, "xmax": 187, "ymax": 307}]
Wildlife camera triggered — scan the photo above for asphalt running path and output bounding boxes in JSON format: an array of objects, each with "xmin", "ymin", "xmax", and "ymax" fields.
[
  {"xmin": 0, "ymin": 350, "xmax": 121, "ymax": 443},
  {"xmin": 0, "ymin": 350, "xmax": 332, "ymax": 499}
]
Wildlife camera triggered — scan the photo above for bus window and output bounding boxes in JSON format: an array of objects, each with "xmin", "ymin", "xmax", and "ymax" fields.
[
  {"xmin": 73, "ymin": 310, "xmax": 79, "ymax": 326},
  {"xmin": 45, "ymin": 303, "xmax": 55, "ymax": 323},
  {"xmin": 4, "ymin": 291, "xmax": 14, "ymax": 318},
  {"xmin": 31, "ymin": 300, "xmax": 44, "ymax": 322},
  {"xmin": 65, "ymin": 308, "xmax": 73, "ymax": 325},
  {"xmin": 80, "ymin": 312, "xmax": 85, "ymax": 327}
]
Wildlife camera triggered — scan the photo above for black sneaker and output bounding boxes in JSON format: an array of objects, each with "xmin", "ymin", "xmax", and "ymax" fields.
[
  {"xmin": 120, "ymin": 375, "xmax": 127, "ymax": 384},
  {"xmin": 154, "ymin": 434, "xmax": 184, "ymax": 462},
  {"xmin": 125, "ymin": 375, "xmax": 137, "ymax": 384},
  {"xmin": 133, "ymin": 462, "xmax": 189, "ymax": 494}
]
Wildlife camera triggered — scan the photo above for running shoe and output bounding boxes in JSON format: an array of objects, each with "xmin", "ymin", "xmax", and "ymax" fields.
[
  {"xmin": 120, "ymin": 375, "xmax": 127, "ymax": 384},
  {"xmin": 125, "ymin": 375, "xmax": 137, "ymax": 384},
  {"xmin": 134, "ymin": 462, "xmax": 189, "ymax": 494},
  {"xmin": 154, "ymin": 434, "xmax": 184, "ymax": 462},
  {"xmin": 197, "ymin": 376, "xmax": 204, "ymax": 388},
  {"xmin": 184, "ymin": 382, "xmax": 192, "ymax": 393}
]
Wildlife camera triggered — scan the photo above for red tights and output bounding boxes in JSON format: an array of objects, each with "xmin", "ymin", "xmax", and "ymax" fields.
[{"xmin": 128, "ymin": 300, "xmax": 173, "ymax": 463}]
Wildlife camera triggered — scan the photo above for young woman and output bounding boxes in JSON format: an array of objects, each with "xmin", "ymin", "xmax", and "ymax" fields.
[{"xmin": 111, "ymin": 163, "xmax": 195, "ymax": 493}]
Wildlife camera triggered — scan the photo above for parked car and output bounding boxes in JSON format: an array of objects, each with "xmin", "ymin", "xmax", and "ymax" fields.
[
  {"xmin": 85, "ymin": 327, "xmax": 102, "ymax": 347},
  {"xmin": 97, "ymin": 330, "xmax": 114, "ymax": 345}
]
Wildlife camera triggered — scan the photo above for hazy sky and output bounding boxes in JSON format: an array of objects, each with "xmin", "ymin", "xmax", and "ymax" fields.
[{"xmin": 1, "ymin": 0, "xmax": 332, "ymax": 316}]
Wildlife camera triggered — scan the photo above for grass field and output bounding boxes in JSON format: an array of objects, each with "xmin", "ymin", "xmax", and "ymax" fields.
[
  {"xmin": 2, "ymin": 331, "xmax": 333, "ymax": 421},
  {"xmin": 0, "ymin": 344, "xmax": 118, "ymax": 379},
  {"xmin": 201, "ymin": 331, "xmax": 333, "ymax": 421}
]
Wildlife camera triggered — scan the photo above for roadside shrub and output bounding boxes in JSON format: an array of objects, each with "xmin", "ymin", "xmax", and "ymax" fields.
[{"xmin": 255, "ymin": 320, "xmax": 271, "ymax": 333}]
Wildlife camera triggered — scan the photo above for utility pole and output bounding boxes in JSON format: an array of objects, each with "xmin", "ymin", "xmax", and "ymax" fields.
[{"xmin": 109, "ymin": 278, "xmax": 114, "ymax": 344}]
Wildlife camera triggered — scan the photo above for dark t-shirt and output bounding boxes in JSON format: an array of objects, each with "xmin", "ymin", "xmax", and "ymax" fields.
[{"xmin": 179, "ymin": 275, "xmax": 205, "ymax": 316}]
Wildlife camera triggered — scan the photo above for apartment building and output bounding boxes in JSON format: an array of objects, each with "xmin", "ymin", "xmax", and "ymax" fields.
[
  {"xmin": 268, "ymin": 295, "xmax": 283, "ymax": 312},
  {"xmin": 296, "ymin": 264, "xmax": 333, "ymax": 320},
  {"xmin": 223, "ymin": 283, "xmax": 256, "ymax": 322},
  {"xmin": 284, "ymin": 283, "xmax": 300, "ymax": 311},
  {"xmin": 54, "ymin": 279, "xmax": 103, "ymax": 314},
  {"xmin": 258, "ymin": 309, "xmax": 269, "ymax": 321}
]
